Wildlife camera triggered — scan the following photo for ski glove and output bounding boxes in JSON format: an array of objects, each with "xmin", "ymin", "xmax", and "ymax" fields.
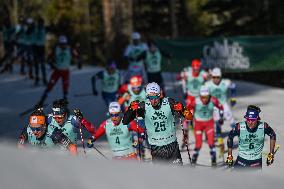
[
  {"xmin": 230, "ymin": 98, "xmax": 237, "ymax": 107},
  {"xmin": 266, "ymin": 153, "xmax": 274, "ymax": 166},
  {"xmin": 50, "ymin": 128, "xmax": 72, "ymax": 148},
  {"xmin": 173, "ymin": 102, "xmax": 183, "ymax": 112},
  {"xmin": 87, "ymin": 137, "xmax": 95, "ymax": 148},
  {"xmin": 132, "ymin": 140, "xmax": 139, "ymax": 148},
  {"xmin": 226, "ymin": 155, "xmax": 234, "ymax": 166},
  {"xmin": 130, "ymin": 101, "xmax": 140, "ymax": 111},
  {"xmin": 74, "ymin": 108, "xmax": 83, "ymax": 120}
]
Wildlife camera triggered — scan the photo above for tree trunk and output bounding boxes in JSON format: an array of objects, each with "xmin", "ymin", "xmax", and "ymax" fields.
[{"xmin": 170, "ymin": 0, "xmax": 178, "ymax": 38}]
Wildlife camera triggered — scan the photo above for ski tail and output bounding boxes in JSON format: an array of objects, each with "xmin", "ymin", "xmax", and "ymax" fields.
[{"xmin": 19, "ymin": 104, "xmax": 48, "ymax": 117}]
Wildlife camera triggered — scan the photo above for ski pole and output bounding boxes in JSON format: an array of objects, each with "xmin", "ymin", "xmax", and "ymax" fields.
[
  {"xmin": 179, "ymin": 117, "xmax": 192, "ymax": 164},
  {"xmin": 262, "ymin": 144, "xmax": 280, "ymax": 156},
  {"xmin": 135, "ymin": 110, "xmax": 142, "ymax": 162},
  {"xmin": 93, "ymin": 146, "xmax": 108, "ymax": 160},
  {"xmin": 78, "ymin": 122, "xmax": 87, "ymax": 157}
]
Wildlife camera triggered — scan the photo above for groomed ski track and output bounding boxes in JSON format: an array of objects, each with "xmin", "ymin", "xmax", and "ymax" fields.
[{"xmin": 0, "ymin": 65, "xmax": 283, "ymax": 189}]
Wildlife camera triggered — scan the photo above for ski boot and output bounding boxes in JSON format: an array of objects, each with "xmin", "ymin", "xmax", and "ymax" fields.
[
  {"xmin": 211, "ymin": 158, "xmax": 217, "ymax": 167},
  {"xmin": 210, "ymin": 147, "xmax": 217, "ymax": 167},
  {"xmin": 191, "ymin": 150, "xmax": 199, "ymax": 166}
]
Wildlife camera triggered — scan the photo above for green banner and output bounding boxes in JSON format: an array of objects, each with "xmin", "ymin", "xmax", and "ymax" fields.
[{"xmin": 156, "ymin": 36, "xmax": 284, "ymax": 72}]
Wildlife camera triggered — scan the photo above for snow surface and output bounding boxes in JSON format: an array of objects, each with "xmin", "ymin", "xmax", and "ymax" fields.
[{"xmin": 0, "ymin": 65, "xmax": 283, "ymax": 188}]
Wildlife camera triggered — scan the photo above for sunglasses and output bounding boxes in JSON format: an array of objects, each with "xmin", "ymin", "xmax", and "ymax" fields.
[
  {"xmin": 212, "ymin": 76, "xmax": 221, "ymax": 79},
  {"xmin": 246, "ymin": 118, "xmax": 258, "ymax": 122},
  {"xmin": 53, "ymin": 115, "xmax": 64, "ymax": 119},
  {"xmin": 30, "ymin": 127, "xmax": 44, "ymax": 132},
  {"xmin": 147, "ymin": 95, "xmax": 160, "ymax": 100},
  {"xmin": 131, "ymin": 86, "xmax": 141, "ymax": 91},
  {"xmin": 110, "ymin": 113, "xmax": 121, "ymax": 118}
]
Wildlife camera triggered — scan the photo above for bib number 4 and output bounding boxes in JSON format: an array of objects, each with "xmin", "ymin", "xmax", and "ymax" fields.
[{"xmin": 115, "ymin": 137, "xmax": 120, "ymax": 144}]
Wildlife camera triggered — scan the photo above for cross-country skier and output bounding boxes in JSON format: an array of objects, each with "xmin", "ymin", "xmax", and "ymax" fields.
[
  {"xmin": 117, "ymin": 75, "xmax": 149, "ymax": 159},
  {"xmin": 226, "ymin": 105, "xmax": 277, "ymax": 169},
  {"xmin": 124, "ymin": 32, "xmax": 148, "ymax": 83},
  {"xmin": 0, "ymin": 18, "xmax": 15, "ymax": 69},
  {"xmin": 74, "ymin": 102, "xmax": 145, "ymax": 160},
  {"xmin": 34, "ymin": 17, "xmax": 47, "ymax": 86},
  {"xmin": 117, "ymin": 75, "xmax": 146, "ymax": 111},
  {"xmin": 47, "ymin": 99, "xmax": 80, "ymax": 145},
  {"xmin": 122, "ymin": 82, "xmax": 193, "ymax": 165},
  {"xmin": 190, "ymin": 85, "xmax": 224, "ymax": 166},
  {"xmin": 144, "ymin": 40, "xmax": 164, "ymax": 90},
  {"xmin": 22, "ymin": 17, "xmax": 36, "ymax": 79},
  {"xmin": 17, "ymin": 108, "xmax": 77, "ymax": 155},
  {"xmin": 177, "ymin": 59, "xmax": 208, "ymax": 149},
  {"xmin": 37, "ymin": 35, "xmax": 78, "ymax": 105},
  {"xmin": 91, "ymin": 60, "xmax": 121, "ymax": 107},
  {"xmin": 205, "ymin": 67, "xmax": 236, "ymax": 153}
]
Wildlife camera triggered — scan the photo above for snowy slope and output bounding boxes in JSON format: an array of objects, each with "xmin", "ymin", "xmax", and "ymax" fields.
[{"xmin": 0, "ymin": 65, "xmax": 283, "ymax": 188}]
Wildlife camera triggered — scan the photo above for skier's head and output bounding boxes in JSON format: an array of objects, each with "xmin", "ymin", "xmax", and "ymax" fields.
[
  {"xmin": 130, "ymin": 75, "xmax": 143, "ymax": 94},
  {"xmin": 191, "ymin": 59, "xmax": 201, "ymax": 74},
  {"xmin": 245, "ymin": 105, "xmax": 261, "ymax": 128},
  {"xmin": 211, "ymin": 67, "xmax": 222, "ymax": 85},
  {"xmin": 147, "ymin": 40, "xmax": 157, "ymax": 53},
  {"xmin": 200, "ymin": 85, "xmax": 210, "ymax": 104},
  {"xmin": 37, "ymin": 17, "xmax": 45, "ymax": 27},
  {"xmin": 132, "ymin": 32, "xmax": 141, "ymax": 46},
  {"xmin": 109, "ymin": 102, "xmax": 122, "ymax": 125},
  {"xmin": 52, "ymin": 99, "xmax": 69, "ymax": 126},
  {"xmin": 146, "ymin": 82, "xmax": 161, "ymax": 107},
  {"xmin": 106, "ymin": 60, "xmax": 117, "ymax": 74},
  {"xmin": 29, "ymin": 109, "xmax": 47, "ymax": 138},
  {"xmin": 58, "ymin": 35, "xmax": 68, "ymax": 48}
]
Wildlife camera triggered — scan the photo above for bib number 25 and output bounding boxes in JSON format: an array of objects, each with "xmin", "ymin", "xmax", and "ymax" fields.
[{"xmin": 154, "ymin": 121, "xmax": 166, "ymax": 132}]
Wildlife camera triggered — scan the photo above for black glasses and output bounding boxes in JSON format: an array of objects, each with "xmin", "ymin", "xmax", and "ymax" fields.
[
  {"xmin": 30, "ymin": 127, "xmax": 43, "ymax": 132},
  {"xmin": 110, "ymin": 113, "xmax": 121, "ymax": 117}
]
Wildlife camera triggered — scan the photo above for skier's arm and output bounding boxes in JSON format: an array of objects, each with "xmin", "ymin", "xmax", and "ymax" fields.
[
  {"xmin": 80, "ymin": 118, "xmax": 96, "ymax": 135},
  {"xmin": 93, "ymin": 121, "xmax": 107, "ymax": 140},
  {"xmin": 117, "ymin": 84, "xmax": 129, "ymax": 95},
  {"xmin": 229, "ymin": 81, "xmax": 236, "ymax": 97},
  {"xmin": 122, "ymin": 101, "xmax": 145, "ymax": 125},
  {"xmin": 47, "ymin": 47, "xmax": 56, "ymax": 69},
  {"xmin": 227, "ymin": 123, "xmax": 240, "ymax": 156},
  {"xmin": 159, "ymin": 47, "xmax": 173, "ymax": 59},
  {"xmin": 91, "ymin": 71, "xmax": 104, "ymax": 94},
  {"xmin": 211, "ymin": 96, "xmax": 224, "ymax": 111},
  {"xmin": 18, "ymin": 127, "xmax": 28, "ymax": 149},
  {"xmin": 136, "ymin": 51, "xmax": 146, "ymax": 62},
  {"xmin": 128, "ymin": 121, "xmax": 145, "ymax": 133},
  {"xmin": 264, "ymin": 122, "xmax": 277, "ymax": 154}
]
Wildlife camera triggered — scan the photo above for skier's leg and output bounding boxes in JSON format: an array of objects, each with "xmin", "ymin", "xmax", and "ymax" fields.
[
  {"xmin": 38, "ymin": 70, "xmax": 60, "ymax": 105},
  {"xmin": 34, "ymin": 48, "xmax": 40, "ymax": 85},
  {"xmin": 61, "ymin": 70, "xmax": 70, "ymax": 100},
  {"xmin": 205, "ymin": 119, "xmax": 217, "ymax": 166},
  {"xmin": 192, "ymin": 120, "xmax": 203, "ymax": 163},
  {"xmin": 38, "ymin": 46, "xmax": 47, "ymax": 84},
  {"xmin": 26, "ymin": 46, "xmax": 34, "ymax": 79}
]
